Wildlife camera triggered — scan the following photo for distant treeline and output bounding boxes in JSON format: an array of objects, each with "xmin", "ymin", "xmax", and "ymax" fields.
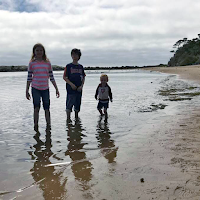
[
  {"xmin": 0, "ymin": 65, "xmax": 64, "ymax": 72},
  {"xmin": 169, "ymin": 34, "xmax": 200, "ymax": 66},
  {"xmin": 0, "ymin": 64, "xmax": 167, "ymax": 72}
]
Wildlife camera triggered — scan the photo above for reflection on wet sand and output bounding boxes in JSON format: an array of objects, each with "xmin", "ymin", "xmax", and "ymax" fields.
[
  {"xmin": 96, "ymin": 117, "xmax": 118, "ymax": 163},
  {"xmin": 29, "ymin": 130, "xmax": 67, "ymax": 200},
  {"xmin": 65, "ymin": 119, "xmax": 93, "ymax": 196}
]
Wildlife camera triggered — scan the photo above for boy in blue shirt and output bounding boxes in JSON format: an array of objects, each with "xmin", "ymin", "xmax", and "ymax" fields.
[{"xmin": 63, "ymin": 49, "xmax": 86, "ymax": 120}]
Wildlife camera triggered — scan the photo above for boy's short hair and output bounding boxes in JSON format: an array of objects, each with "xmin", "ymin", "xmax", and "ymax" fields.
[
  {"xmin": 100, "ymin": 74, "xmax": 109, "ymax": 82},
  {"xmin": 71, "ymin": 48, "xmax": 81, "ymax": 58}
]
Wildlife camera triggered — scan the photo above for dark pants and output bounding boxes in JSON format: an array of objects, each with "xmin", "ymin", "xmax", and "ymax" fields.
[
  {"xmin": 66, "ymin": 92, "xmax": 82, "ymax": 112},
  {"xmin": 32, "ymin": 87, "xmax": 50, "ymax": 110},
  {"xmin": 97, "ymin": 101, "xmax": 109, "ymax": 110}
]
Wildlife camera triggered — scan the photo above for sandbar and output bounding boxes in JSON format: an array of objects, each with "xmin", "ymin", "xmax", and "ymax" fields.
[{"xmin": 142, "ymin": 65, "xmax": 200, "ymax": 84}]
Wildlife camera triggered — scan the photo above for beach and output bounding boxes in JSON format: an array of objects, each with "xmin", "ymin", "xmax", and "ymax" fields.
[
  {"xmin": 1, "ymin": 68, "xmax": 200, "ymax": 199},
  {"xmin": 142, "ymin": 65, "xmax": 200, "ymax": 84},
  {"xmin": 138, "ymin": 65, "xmax": 200, "ymax": 199}
]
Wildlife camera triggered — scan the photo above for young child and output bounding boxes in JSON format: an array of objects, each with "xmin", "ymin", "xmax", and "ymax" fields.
[
  {"xmin": 63, "ymin": 48, "xmax": 86, "ymax": 120},
  {"xmin": 95, "ymin": 74, "xmax": 113, "ymax": 119},
  {"xmin": 26, "ymin": 43, "xmax": 60, "ymax": 131}
]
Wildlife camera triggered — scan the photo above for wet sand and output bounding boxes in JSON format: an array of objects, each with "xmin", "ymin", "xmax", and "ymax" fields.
[{"xmin": 136, "ymin": 65, "xmax": 200, "ymax": 199}]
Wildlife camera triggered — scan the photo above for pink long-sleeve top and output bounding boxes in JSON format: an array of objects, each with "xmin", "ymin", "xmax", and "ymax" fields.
[{"xmin": 27, "ymin": 60, "xmax": 55, "ymax": 90}]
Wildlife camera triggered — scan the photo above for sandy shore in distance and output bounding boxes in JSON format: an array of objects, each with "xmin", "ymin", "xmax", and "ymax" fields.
[
  {"xmin": 142, "ymin": 64, "xmax": 200, "ymax": 84},
  {"xmin": 133, "ymin": 65, "xmax": 200, "ymax": 199}
]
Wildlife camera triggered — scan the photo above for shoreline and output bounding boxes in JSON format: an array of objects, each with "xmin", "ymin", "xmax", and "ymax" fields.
[
  {"xmin": 141, "ymin": 64, "xmax": 200, "ymax": 85},
  {"xmin": 137, "ymin": 64, "xmax": 200, "ymax": 199}
]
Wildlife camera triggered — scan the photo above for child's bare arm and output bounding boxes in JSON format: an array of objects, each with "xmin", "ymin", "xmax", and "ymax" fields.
[
  {"xmin": 48, "ymin": 65, "xmax": 59, "ymax": 97},
  {"xmin": 77, "ymin": 76, "xmax": 85, "ymax": 92},
  {"xmin": 63, "ymin": 69, "xmax": 77, "ymax": 90},
  {"xmin": 26, "ymin": 81, "xmax": 31, "ymax": 100},
  {"xmin": 51, "ymin": 81, "xmax": 60, "ymax": 98},
  {"xmin": 63, "ymin": 76, "xmax": 77, "ymax": 90}
]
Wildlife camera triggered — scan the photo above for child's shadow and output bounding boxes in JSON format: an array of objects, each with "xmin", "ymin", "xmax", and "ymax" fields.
[
  {"xmin": 96, "ymin": 117, "xmax": 118, "ymax": 163},
  {"xmin": 28, "ymin": 130, "xmax": 67, "ymax": 199},
  {"xmin": 65, "ymin": 119, "xmax": 93, "ymax": 192}
]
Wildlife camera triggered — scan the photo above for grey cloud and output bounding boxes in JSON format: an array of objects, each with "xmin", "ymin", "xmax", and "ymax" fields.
[
  {"xmin": 71, "ymin": 48, "xmax": 171, "ymax": 67},
  {"xmin": 0, "ymin": 0, "xmax": 40, "ymax": 12},
  {"xmin": 0, "ymin": 0, "xmax": 200, "ymax": 67}
]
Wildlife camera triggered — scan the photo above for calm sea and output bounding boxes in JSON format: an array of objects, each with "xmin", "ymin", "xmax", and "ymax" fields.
[{"xmin": 0, "ymin": 69, "xmax": 200, "ymax": 199}]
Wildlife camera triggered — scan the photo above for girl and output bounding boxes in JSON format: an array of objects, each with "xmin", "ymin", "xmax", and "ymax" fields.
[{"xmin": 26, "ymin": 43, "xmax": 60, "ymax": 131}]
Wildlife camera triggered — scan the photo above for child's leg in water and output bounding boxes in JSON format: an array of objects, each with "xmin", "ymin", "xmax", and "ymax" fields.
[
  {"xmin": 45, "ymin": 109, "xmax": 51, "ymax": 130},
  {"xmin": 75, "ymin": 111, "xmax": 79, "ymax": 119},
  {"xmin": 34, "ymin": 107, "xmax": 40, "ymax": 131},
  {"xmin": 66, "ymin": 110, "xmax": 71, "ymax": 120},
  {"xmin": 104, "ymin": 108, "xmax": 108, "ymax": 119},
  {"xmin": 98, "ymin": 109, "xmax": 103, "ymax": 116}
]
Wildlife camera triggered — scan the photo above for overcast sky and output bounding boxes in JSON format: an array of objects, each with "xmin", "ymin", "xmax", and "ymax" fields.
[{"xmin": 0, "ymin": 0, "xmax": 200, "ymax": 67}]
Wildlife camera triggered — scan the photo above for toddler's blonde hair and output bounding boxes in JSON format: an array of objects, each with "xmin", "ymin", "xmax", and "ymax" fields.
[{"xmin": 100, "ymin": 74, "xmax": 109, "ymax": 82}]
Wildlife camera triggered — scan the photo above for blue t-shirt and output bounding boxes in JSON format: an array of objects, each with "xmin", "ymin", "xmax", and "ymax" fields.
[{"xmin": 64, "ymin": 63, "xmax": 85, "ymax": 94}]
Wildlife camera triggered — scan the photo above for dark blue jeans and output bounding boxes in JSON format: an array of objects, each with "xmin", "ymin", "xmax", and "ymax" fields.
[
  {"xmin": 32, "ymin": 87, "xmax": 50, "ymax": 110},
  {"xmin": 66, "ymin": 92, "xmax": 82, "ymax": 112}
]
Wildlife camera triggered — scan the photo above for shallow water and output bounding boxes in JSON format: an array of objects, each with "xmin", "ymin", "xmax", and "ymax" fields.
[{"xmin": 0, "ymin": 70, "xmax": 200, "ymax": 199}]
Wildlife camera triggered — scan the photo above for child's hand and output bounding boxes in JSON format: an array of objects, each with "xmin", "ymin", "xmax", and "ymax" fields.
[
  {"xmin": 77, "ymin": 86, "xmax": 83, "ymax": 92},
  {"xmin": 71, "ymin": 83, "xmax": 77, "ymax": 90},
  {"xmin": 56, "ymin": 89, "xmax": 60, "ymax": 98},
  {"xmin": 26, "ymin": 91, "xmax": 31, "ymax": 100}
]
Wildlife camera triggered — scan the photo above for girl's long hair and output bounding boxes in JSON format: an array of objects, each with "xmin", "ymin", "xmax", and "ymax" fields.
[{"xmin": 31, "ymin": 43, "xmax": 49, "ymax": 62}]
